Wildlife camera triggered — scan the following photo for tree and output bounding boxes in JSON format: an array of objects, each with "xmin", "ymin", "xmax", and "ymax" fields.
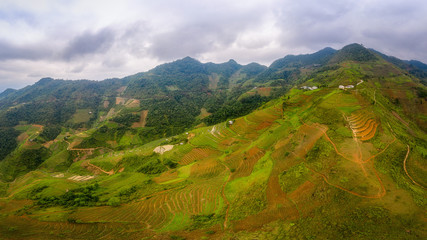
[{"xmin": 107, "ymin": 197, "xmax": 121, "ymax": 207}]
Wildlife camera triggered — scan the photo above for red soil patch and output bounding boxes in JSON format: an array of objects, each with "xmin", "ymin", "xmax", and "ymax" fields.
[
  {"xmin": 360, "ymin": 123, "xmax": 378, "ymax": 141},
  {"xmin": 353, "ymin": 119, "xmax": 375, "ymax": 133},
  {"xmin": 347, "ymin": 112, "xmax": 379, "ymax": 141},
  {"xmin": 255, "ymin": 121, "xmax": 273, "ymax": 131},
  {"xmin": 352, "ymin": 115, "xmax": 371, "ymax": 128}
]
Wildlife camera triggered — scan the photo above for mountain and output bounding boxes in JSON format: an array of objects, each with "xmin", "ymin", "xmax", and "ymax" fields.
[
  {"xmin": 0, "ymin": 44, "xmax": 426, "ymax": 239},
  {"xmin": 371, "ymin": 49, "xmax": 427, "ymax": 85},
  {"xmin": 0, "ymin": 88, "xmax": 17, "ymax": 100}
]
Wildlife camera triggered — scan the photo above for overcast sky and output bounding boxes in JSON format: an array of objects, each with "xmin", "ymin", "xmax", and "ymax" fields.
[{"xmin": 0, "ymin": 0, "xmax": 426, "ymax": 92}]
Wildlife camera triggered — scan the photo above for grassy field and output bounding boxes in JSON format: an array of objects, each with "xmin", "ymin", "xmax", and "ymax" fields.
[{"xmin": 69, "ymin": 109, "xmax": 92, "ymax": 124}]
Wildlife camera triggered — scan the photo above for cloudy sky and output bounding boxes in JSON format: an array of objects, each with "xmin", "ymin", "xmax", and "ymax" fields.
[{"xmin": 0, "ymin": 0, "xmax": 426, "ymax": 92}]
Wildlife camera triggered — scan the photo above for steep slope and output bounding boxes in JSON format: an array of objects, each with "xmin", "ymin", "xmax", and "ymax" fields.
[
  {"xmin": 372, "ymin": 50, "xmax": 427, "ymax": 85},
  {"xmin": 255, "ymin": 47, "xmax": 337, "ymax": 83},
  {"xmin": 0, "ymin": 44, "xmax": 425, "ymax": 239}
]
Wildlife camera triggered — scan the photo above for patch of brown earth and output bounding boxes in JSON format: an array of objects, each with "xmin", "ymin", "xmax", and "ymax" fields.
[
  {"xmin": 187, "ymin": 132, "xmax": 195, "ymax": 140},
  {"xmin": 115, "ymin": 97, "xmax": 126, "ymax": 105},
  {"xmin": 132, "ymin": 110, "xmax": 148, "ymax": 128},
  {"xmin": 231, "ymin": 147, "xmax": 265, "ymax": 180},
  {"xmin": 255, "ymin": 121, "xmax": 273, "ymax": 131},
  {"xmin": 153, "ymin": 170, "xmax": 179, "ymax": 183},
  {"xmin": 17, "ymin": 132, "xmax": 29, "ymax": 142},
  {"xmin": 125, "ymin": 99, "xmax": 140, "ymax": 108}
]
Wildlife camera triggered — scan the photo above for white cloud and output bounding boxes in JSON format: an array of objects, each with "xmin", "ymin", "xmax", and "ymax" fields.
[{"xmin": 0, "ymin": 0, "xmax": 426, "ymax": 92}]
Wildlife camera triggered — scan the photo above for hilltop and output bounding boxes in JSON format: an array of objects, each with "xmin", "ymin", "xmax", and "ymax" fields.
[{"xmin": 0, "ymin": 44, "xmax": 426, "ymax": 239}]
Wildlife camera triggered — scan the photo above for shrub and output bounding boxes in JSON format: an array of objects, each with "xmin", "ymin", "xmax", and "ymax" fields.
[{"xmin": 107, "ymin": 197, "xmax": 120, "ymax": 207}]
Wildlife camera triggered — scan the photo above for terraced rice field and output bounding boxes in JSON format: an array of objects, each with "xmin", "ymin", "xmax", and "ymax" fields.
[
  {"xmin": 347, "ymin": 111, "xmax": 379, "ymax": 141},
  {"xmin": 179, "ymin": 148, "xmax": 220, "ymax": 165},
  {"xmin": 72, "ymin": 179, "xmax": 223, "ymax": 230},
  {"xmin": 229, "ymin": 118, "xmax": 255, "ymax": 137},
  {"xmin": 190, "ymin": 158, "xmax": 226, "ymax": 178},
  {"xmin": 1, "ymin": 216, "xmax": 142, "ymax": 240},
  {"xmin": 230, "ymin": 147, "xmax": 265, "ymax": 180}
]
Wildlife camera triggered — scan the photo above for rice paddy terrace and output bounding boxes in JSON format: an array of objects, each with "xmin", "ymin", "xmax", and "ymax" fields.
[{"xmin": 0, "ymin": 85, "xmax": 426, "ymax": 239}]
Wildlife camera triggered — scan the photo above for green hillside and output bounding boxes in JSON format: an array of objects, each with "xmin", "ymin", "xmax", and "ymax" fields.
[{"xmin": 0, "ymin": 44, "xmax": 426, "ymax": 239}]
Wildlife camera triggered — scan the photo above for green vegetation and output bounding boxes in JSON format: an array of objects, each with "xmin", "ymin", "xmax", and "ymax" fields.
[
  {"xmin": 189, "ymin": 213, "xmax": 222, "ymax": 230},
  {"xmin": 35, "ymin": 183, "xmax": 100, "ymax": 208},
  {"xmin": 0, "ymin": 44, "xmax": 425, "ymax": 239},
  {"xmin": 110, "ymin": 113, "xmax": 140, "ymax": 127},
  {"xmin": 279, "ymin": 163, "xmax": 311, "ymax": 193},
  {"xmin": 39, "ymin": 125, "xmax": 62, "ymax": 141},
  {"xmin": 204, "ymin": 94, "xmax": 270, "ymax": 125},
  {"xmin": 0, "ymin": 128, "xmax": 19, "ymax": 160}
]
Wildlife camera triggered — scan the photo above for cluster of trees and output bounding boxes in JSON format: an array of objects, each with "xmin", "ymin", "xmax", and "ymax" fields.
[
  {"xmin": 110, "ymin": 113, "xmax": 140, "ymax": 127},
  {"xmin": 20, "ymin": 148, "xmax": 50, "ymax": 171},
  {"xmin": 0, "ymin": 128, "xmax": 19, "ymax": 161},
  {"xmin": 76, "ymin": 125, "xmax": 128, "ymax": 148},
  {"xmin": 204, "ymin": 95, "xmax": 270, "ymax": 125},
  {"xmin": 119, "ymin": 153, "xmax": 177, "ymax": 175},
  {"xmin": 35, "ymin": 183, "xmax": 100, "ymax": 208},
  {"xmin": 39, "ymin": 125, "xmax": 62, "ymax": 141},
  {"xmin": 1, "ymin": 146, "xmax": 52, "ymax": 181}
]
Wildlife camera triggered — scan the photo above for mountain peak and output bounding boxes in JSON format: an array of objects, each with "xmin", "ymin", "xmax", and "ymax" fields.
[
  {"xmin": 181, "ymin": 56, "xmax": 197, "ymax": 61},
  {"xmin": 35, "ymin": 77, "xmax": 55, "ymax": 85},
  {"xmin": 150, "ymin": 56, "xmax": 206, "ymax": 75},
  {"xmin": 330, "ymin": 43, "xmax": 378, "ymax": 63}
]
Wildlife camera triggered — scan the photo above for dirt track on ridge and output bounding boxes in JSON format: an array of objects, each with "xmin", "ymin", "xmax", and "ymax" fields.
[{"xmin": 403, "ymin": 145, "xmax": 426, "ymax": 189}]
